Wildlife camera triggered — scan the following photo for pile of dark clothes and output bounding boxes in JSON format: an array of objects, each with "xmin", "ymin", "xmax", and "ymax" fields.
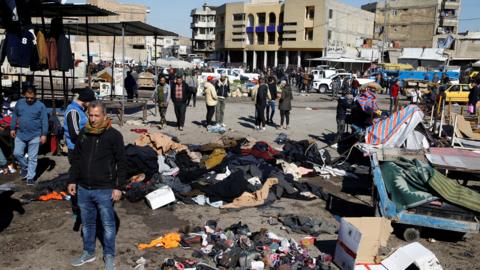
[
  {"xmin": 153, "ymin": 221, "xmax": 335, "ymax": 270},
  {"xmin": 123, "ymin": 133, "xmax": 332, "ymax": 208}
]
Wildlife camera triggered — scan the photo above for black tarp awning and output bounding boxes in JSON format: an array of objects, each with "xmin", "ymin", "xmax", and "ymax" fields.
[
  {"xmin": 0, "ymin": 3, "xmax": 115, "ymax": 19},
  {"xmin": 35, "ymin": 21, "xmax": 178, "ymax": 37}
]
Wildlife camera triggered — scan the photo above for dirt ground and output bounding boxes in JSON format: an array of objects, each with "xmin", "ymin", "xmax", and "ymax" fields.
[{"xmin": 0, "ymin": 93, "xmax": 479, "ymax": 270}]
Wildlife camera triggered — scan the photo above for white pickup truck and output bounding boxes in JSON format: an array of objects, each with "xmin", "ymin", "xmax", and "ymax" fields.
[
  {"xmin": 311, "ymin": 68, "xmax": 346, "ymax": 81},
  {"xmin": 201, "ymin": 68, "xmax": 259, "ymax": 83},
  {"xmin": 313, "ymin": 73, "xmax": 374, "ymax": 93}
]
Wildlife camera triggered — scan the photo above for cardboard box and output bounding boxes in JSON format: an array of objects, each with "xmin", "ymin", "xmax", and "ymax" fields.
[
  {"xmin": 381, "ymin": 242, "xmax": 443, "ymax": 270},
  {"xmin": 145, "ymin": 185, "xmax": 176, "ymax": 210},
  {"xmin": 334, "ymin": 217, "xmax": 393, "ymax": 270}
]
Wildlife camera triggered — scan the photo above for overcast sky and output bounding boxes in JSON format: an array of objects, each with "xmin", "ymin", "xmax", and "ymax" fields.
[{"xmin": 80, "ymin": 0, "xmax": 480, "ymax": 36}]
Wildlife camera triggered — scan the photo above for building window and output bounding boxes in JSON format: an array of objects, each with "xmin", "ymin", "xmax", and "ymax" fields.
[
  {"xmin": 257, "ymin": 13, "xmax": 266, "ymax": 26},
  {"xmin": 233, "ymin": 13, "xmax": 244, "ymax": 21},
  {"xmin": 392, "ymin": 10, "xmax": 398, "ymax": 16},
  {"xmin": 329, "ymin": 9, "xmax": 333, "ymax": 19},
  {"xmin": 327, "ymin": 30, "xmax": 332, "ymax": 40},
  {"xmin": 306, "ymin": 6, "xmax": 315, "ymax": 20},
  {"xmin": 305, "ymin": 28, "xmax": 313, "ymax": 41},
  {"xmin": 257, "ymin": 32, "xmax": 265, "ymax": 45},
  {"xmin": 268, "ymin": 32, "xmax": 275, "ymax": 44}
]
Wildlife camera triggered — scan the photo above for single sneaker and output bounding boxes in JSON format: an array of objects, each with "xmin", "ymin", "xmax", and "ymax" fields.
[
  {"xmin": 71, "ymin": 251, "xmax": 96, "ymax": 267},
  {"xmin": 8, "ymin": 164, "xmax": 16, "ymax": 174},
  {"xmin": 221, "ymin": 123, "xmax": 226, "ymax": 127},
  {"xmin": 255, "ymin": 126, "xmax": 260, "ymax": 130},
  {"xmin": 104, "ymin": 255, "xmax": 116, "ymax": 270},
  {"xmin": 261, "ymin": 127, "xmax": 266, "ymax": 131},
  {"xmin": 26, "ymin": 179, "xmax": 35, "ymax": 186},
  {"xmin": 20, "ymin": 170, "xmax": 27, "ymax": 179}
]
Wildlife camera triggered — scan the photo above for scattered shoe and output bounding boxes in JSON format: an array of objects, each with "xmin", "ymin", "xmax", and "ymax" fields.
[
  {"xmin": 261, "ymin": 127, "xmax": 266, "ymax": 131},
  {"xmin": 8, "ymin": 164, "xmax": 16, "ymax": 174},
  {"xmin": 20, "ymin": 170, "xmax": 27, "ymax": 179},
  {"xmin": 71, "ymin": 251, "xmax": 96, "ymax": 267},
  {"xmin": 255, "ymin": 126, "xmax": 260, "ymax": 130},
  {"xmin": 104, "ymin": 255, "xmax": 115, "ymax": 270},
  {"xmin": 221, "ymin": 123, "xmax": 226, "ymax": 127}
]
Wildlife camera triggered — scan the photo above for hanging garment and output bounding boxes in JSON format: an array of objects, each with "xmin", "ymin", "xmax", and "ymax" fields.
[
  {"xmin": 36, "ymin": 30, "xmax": 48, "ymax": 67},
  {"xmin": 4, "ymin": 29, "xmax": 35, "ymax": 68},
  {"xmin": 57, "ymin": 34, "xmax": 73, "ymax": 71},
  {"xmin": 47, "ymin": 37, "xmax": 58, "ymax": 70}
]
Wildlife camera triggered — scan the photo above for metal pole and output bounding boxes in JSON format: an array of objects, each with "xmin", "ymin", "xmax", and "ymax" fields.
[
  {"xmin": 121, "ymin": 23, "xmax": 126, "ymax": 126},
  {"xmin": 154, "ymin": 34, "xmax": 158, "ymax": 116},
  {"xmin": 111, "ymin": 35, "xmax": 116, "ymax": 99},
  {"xmin": 86, "ymin": 16, "xmax": 91, "ymax": 88}
]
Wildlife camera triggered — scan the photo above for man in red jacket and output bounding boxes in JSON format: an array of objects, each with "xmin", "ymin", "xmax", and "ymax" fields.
[{"xmin": 390, "ymin": 80, "xmax": 400, "ymax": 114}]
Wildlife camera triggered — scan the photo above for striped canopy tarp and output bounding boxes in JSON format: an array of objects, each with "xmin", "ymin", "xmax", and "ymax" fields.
[{"xmin": 365, "ymin": 105, "xmax": 424, "ymax": 146}]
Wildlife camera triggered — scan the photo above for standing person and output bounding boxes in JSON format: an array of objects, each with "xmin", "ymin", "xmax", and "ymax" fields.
[
  {"xmin": 11, "ymin": 86, "xmax": 48, "ymax": 185},
  {"xmin": 278, "ymin": 80, "xmax": 292, "ymax": 130},
  {"xmin": 68, "ymin": 101, "xmax": 126, "ymax": 270},
  {"xmin": 64, "ymin": 88, "xmax": 96, "ymax": 160},
  {"xmin": 170, "ymin": 75, "xmax": 190, "ymax": 131},
  {"xmin": 124, "ymin": 71, "xmax": 137, "ymax": 101},
  {"xmin": 333, "ymin": 90, "xmax": 354, "ymax": 147},
  {"xmin": 351, "ymin": 76, "xmax": 360, "ymax": 97},
  {"xmin": 389, "ymin": 80, "xmax": 400, "ymax": 114},
  {"xmin": 468, "ymin": 78, "xmax": 480, "ymax": 115},
  {"xmin": 204, "ymin": 76, "xmax": 217, "ymax": 126},
  {"xmin": 441, "ymin": 73, "xmax": 450, "ymax": 85},
  {"xmin": 152, "ymin": 76, "xmax": 171, "ymax": 129},
  {"xmin": 185, "ymin": 71, "xmax": 198, "ymax": 107},
  {"xmin": 252, "ymin": 77, "xmax": 271, "ymax": 131},
  {"xmin": 266, "ymin": 76, "xmax": 278, "ymax": 124},
  {"xmin": 215, "ymin": 74, "xmax": 230, "ymax": 127}
]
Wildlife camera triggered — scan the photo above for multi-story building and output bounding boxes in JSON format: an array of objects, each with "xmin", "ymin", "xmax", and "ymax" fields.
[
  {"xmin": 362, "ymin": 0, "xmax": 461, "ymax": 49},
  {"xmin": 215, "ymin": 0, "xmax": 374, "ymax": 69},
  {"xmin": 191, "ymin": 3, "xmax": 216, "ymax": 58},
  {"xmin": 69, "ymin": 0, "xmax": 151, "ymax": 62}
]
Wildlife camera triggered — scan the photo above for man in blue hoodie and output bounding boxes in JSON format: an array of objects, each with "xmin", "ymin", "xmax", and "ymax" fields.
[
  {"xmin": 10, "ymin": 86, "xmax": 48, "ymax": 185},
  {"xmin": 63, "ymin": 88, "xmax": 96, "ymax": 161}
]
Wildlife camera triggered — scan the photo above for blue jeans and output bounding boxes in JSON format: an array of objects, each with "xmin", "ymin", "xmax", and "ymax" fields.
[
  {"xmin": 266, "ymin": 100, "xmax": 276, "ymax": 122},
  {"xmin": 13, "ymin": 136, "xmax": 40, "ymax": 180},
  {"xmin": 0, "ymin": 147, "xmax": 7, "ymax": 167},
  {"xmin": 78, "ymin": 186, "xmax": 116, "ymax": 257}
]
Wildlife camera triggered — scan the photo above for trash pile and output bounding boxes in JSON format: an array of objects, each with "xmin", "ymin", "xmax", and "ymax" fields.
[
  {"xmin": 123, "ymin": 132, "xmax": 339, "ymax": 209},
  {"xmin": 137, "ymin": 220, "xmax": 336, "ymax": 270}
]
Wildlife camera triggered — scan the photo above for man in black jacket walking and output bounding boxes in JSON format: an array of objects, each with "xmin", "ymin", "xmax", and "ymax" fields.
[
  {"xmin": 170, "ymin": 75, "xmax": 190, "ymax": 131},
  {"xmin": 68, "ymin": 101, "xmax": 126, "ymax": 270}
]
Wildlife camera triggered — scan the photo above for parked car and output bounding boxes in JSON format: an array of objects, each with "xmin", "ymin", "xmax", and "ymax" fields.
[
  {"xmin": 313, "ymin": 73, "xmax": 374, "ymax": 93},
  {"xmin": 443, "ymin": 84, "xmax": 471, "ymax": 103}
]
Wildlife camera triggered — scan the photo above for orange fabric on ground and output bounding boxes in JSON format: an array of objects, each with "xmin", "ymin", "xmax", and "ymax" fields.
[
  {"xmin": 38, "ymin": 191, "xmax": 67, "ymax": 201},
  {"xmin": 137, "ymin": 232, "xmax": 181, "ymax": 250}
]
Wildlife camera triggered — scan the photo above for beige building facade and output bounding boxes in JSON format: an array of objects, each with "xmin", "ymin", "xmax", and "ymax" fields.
[
  {"xmin": 362, "ymin": 0, "xmax": 461, "ymax": 48},
  {"xmin": 70, "ymin": 0, "xmax": 151, "ymax": 63},
  {"xmin": 215, "ymin": 0, "xmax": 374, "ymax": 69}
]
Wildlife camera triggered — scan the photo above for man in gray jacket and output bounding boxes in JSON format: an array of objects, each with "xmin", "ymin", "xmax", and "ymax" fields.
[{"xmin": 151, "ymin": 76, "xmax": 171, "ymax": 129}]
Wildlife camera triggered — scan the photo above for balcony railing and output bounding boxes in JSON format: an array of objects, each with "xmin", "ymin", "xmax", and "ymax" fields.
[
  {"xmin": 255, "ymin": 26, "xmax": 265, "ymax": 33},
  {"xmin": 266, "ymin": 25, "xmax": 276, "ymax": 33}
]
